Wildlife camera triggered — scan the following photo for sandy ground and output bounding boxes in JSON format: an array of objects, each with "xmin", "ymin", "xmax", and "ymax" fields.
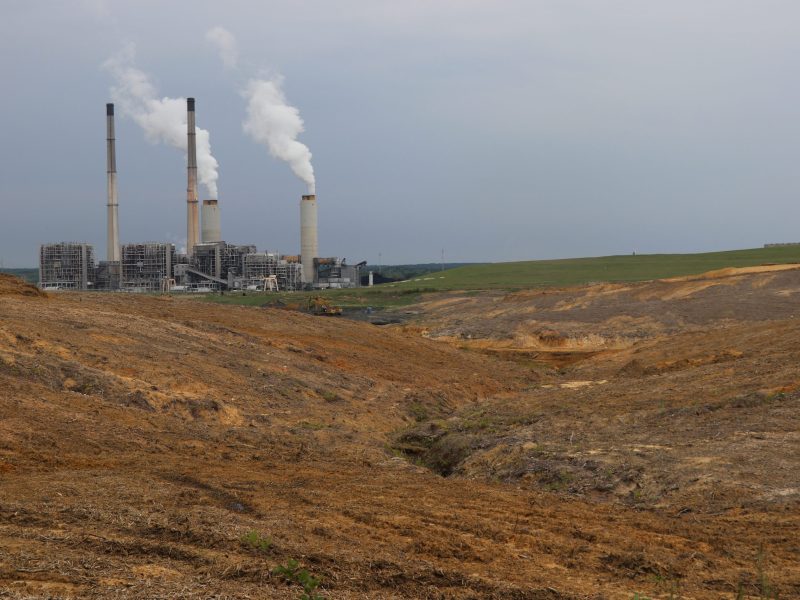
[{"xmin": 0, "ymin": 271, "xmax": 798, "ymax": 598}]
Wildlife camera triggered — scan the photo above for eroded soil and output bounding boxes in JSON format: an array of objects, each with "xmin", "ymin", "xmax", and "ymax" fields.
[{"xmin": 0, "ymin": 270, "xmax": 798, "ymax": 598}]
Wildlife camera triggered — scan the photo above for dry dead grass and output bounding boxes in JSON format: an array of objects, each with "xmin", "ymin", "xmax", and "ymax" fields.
[{"xmin": 0, "ymin": 272, "xmax": 798, "ymax": 598}]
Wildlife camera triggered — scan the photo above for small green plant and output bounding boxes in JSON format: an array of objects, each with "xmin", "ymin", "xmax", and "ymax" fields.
[
  {"xmin": 408, "ymin": 402, "xmax": 429, "ymax": 422},
  {"xmin": 298, "ymin": 420, "xmax": 326, "ymax": 431},
  {"xmin": 756, "ymin": 544, "xmax": 777, "ymax": 599},
  {"xmin": 543, "ymin": 470, "xmax": 574, "ymax": 492},
  {"xmin": 729, "ymin": 545, "xmax": 779, "ymax": 600},
  {"xmin": 648, "ymin": 574, "xmax": 681, "ymax": 600},
  {"xmin": 273, "ymin": 559, "xmax": 323, "ymax": 600},
  {"xmin": 319, "ymin": 389, "xmax": 341, "ymax": 402},
  {"xmin": 460, "ymin": 416, "xmax": 491, "ymax": 431},
  {"xmin": 632, "ymin": 594, "xmax": 652, "ymax": 600},
  {"xmin": 240, "ymin": 530, "xmax": 272, "ymax": 553}
]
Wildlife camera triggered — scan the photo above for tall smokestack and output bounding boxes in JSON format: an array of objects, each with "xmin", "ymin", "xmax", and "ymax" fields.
[
  {"xmin": 201, "ymin": 199, "xmax": 221, "ymax": 242},
  {"xmin": 106, "ymin": 103, "xmax": 120, "ymax": 262},
  {"xmin": 300, "ymin": 194, "xmax": 318, "ymax": 284},
  {"xmin": 186, "ymin": 97, "xmax": 199, "ymax": 257}
]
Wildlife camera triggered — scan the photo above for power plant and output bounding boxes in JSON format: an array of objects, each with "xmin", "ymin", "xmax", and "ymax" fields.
[{"xmin": 39, "ymin": 99, "xmax": 363, "ymax": 292}]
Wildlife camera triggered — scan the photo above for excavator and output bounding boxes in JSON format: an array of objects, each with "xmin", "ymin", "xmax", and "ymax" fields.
[{"xmin": 306, "ymin": 296, "xmax": 343, "ymax": 316}]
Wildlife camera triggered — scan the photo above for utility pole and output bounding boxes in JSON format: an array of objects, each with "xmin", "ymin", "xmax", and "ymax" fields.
[{"xmin": 440, "ymin": 248, "xmax": 444, "ymax": 271}]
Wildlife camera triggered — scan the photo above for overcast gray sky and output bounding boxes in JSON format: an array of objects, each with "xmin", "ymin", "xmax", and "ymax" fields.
[{"xmin": 1, "ymin": 0, "xmax": 798, "ymax": 267}]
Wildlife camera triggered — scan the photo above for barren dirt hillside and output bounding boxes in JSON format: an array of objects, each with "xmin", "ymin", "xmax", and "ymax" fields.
[
  {"xmin": 394, "ymin": 267, "xmax": 800, "ymax": 513},
  {"xmin": 0, "ymin": 271, "xmax": 798, "ymax": 598}
]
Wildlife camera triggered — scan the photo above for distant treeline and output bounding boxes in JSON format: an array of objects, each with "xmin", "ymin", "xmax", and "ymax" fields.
[
  {"xmin": 0, "ymin": 268, "xmax": 38, "ymax": 284},
  {"xmin": 362, "ymin": 263, "xmax": 478, "ymax": 285}
]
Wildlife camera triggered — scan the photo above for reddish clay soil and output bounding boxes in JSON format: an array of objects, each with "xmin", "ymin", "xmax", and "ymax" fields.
[{"xmin": 0, "ymin": 270, "xmax": 798, "ymax": 599}]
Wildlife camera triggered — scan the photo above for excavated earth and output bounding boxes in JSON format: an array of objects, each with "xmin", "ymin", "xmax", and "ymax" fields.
[{"xmin": 0, "ymin": 270, "xmax": 798, "ymax": 598}]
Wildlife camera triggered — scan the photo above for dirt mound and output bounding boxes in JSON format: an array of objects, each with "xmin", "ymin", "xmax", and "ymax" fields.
[
  {"xmin": 406, "ymin": 266, "xmax": 800, "ymax": 360},
  {"xmin": 661, "ymin": 262, "xmax": 800, "ymax": 282},
  {"xmin": 0, "ymin": 273, "xmax": 46, "ymax": 298}
]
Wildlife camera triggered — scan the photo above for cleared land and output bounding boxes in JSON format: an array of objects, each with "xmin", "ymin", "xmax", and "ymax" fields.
[
  {"xmin": 0, "ymin": 267, "xmax": 798, "ymax": 598},
  {"xmin": 391, "ymin": 264, "xmax": 800, "ymax": 513}
]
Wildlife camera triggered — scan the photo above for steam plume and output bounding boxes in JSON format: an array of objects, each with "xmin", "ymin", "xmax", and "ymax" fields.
[
  {"xmin": 242, "ymin": 77, "xmax": 315, "ymax": 194},
  {"xmin": 206, "ymin": 26, "xmax": 239, "ymax": 69},
  {"xmin": 103, "ymin": 45, "xmax": 219, "ymax": 197}
]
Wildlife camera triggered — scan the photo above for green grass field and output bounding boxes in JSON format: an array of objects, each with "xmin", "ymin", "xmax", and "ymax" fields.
[
  {"xmin": 204, "ymin": 246, "xmax": 800, "ymax": 309},
  {"xmin": 387, "ymin": 246, "xmax": 800, "ymax": 291}
]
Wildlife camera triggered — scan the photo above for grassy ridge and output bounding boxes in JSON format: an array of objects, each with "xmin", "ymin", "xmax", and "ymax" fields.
[
  {"xmin": 204, "ymin": 246, "xmax": 800, "ymax": 309},
  {"xmin": 390, "ymin": 246, "xmax": 800, "ymax": 291}
]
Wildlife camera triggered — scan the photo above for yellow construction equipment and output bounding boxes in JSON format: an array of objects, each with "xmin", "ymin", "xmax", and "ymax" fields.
[{"xmin": 307, "ymin": 296, "xmax": 343, "ymax": 316}]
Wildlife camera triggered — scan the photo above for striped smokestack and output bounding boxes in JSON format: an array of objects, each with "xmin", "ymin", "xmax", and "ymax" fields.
[
  {"xmin": 106, "ymin": 103, "xmax": 120, "ymax": 262},
  {"xmin": 186, "ymin": 97, "xmax": 199, "ymax": 257},
  {"xmin": 300, "ymin": 194, "xmax": 318, "ymax": 284}
]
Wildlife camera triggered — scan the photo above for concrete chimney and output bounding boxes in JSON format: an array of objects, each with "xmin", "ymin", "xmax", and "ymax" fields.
[
  {"xmin": 186, "ymin": 98, "xmax": 199, "ymax": 258},
  {"xmin": 300, "ymin": 194, "xmax": 318, "ymax": 284},
  {"xmin": 106, "ymin": 103, "xmax": 120, "ymax": 262},
  {"xmin": 201, "ymin": 199, "xmax": 221, "ymax": 242}
]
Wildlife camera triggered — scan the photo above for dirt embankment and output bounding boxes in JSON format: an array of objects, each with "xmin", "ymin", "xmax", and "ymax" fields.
[
  {"xmin": 0, "ymin": 273, "xmax": 47, "ymax": 298},
  {"xmin": 397, "ymin": 318, "xmax": 800, "ymax": 511},
  {"xmin": 402, "ymin": 264, "xmax": 800, "ymax": 357},
  {"xmin": 0, "ymin": 274, "xmax": 798, "ymax": 598},
  {"xmin": 389, "ymin": 268, "xmax": 800, "ymax": 513}
]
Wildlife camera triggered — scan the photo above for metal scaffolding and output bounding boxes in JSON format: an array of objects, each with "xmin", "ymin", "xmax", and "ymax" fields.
[
  {"xmin": 222, "ymin": 244, "xmax": 256, "ymax": 278},
  {"xmin": 242, "ymin": 252, "xmax": 278, "ymax": 279},
  {"xmin": 191, "ymin": 242, "xmax": 258, "ymax": 284},
  {"xmin": 39, "ymin": 243, "xmax": 95, "ymax": 290},
  {"xmin": 242, "ymin": 252, "xmax": 303, "ymax": 291},
  {"xmin": 95, "ymin": 260, "xmax": 121, "ymax": 291},
  {"xmin": 192, "ymin": 242, "xmax": 224, "ymax": 280},
  {"xmin": 120, "ymin": 243, "xmax": 175, "ymax": 291}
]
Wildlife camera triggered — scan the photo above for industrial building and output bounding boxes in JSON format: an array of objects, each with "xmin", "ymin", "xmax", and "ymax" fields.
[
  {"xmin": 314, "ymin": 258, "xmax": 365, "ymax": 289},
  {"xmin": 95, "ymin": 260, "xmax": 120, "ymax": 290},
  {"xmin": 38, "ymin": 98, "xmax": 362, "ymax": 292},
  {"xmin": 39, "ymin": 243, "xmax": 95, "ymax": 290},
  {"xmin": 242, "ymin": 253, "xmax": 303, "ymax": 291},
  {"xmin": 120, "ymin": 243, "xmax": 175, "ymax": 292}
]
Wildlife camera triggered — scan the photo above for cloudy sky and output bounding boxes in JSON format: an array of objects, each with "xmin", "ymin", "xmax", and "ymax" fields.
[{"xmin": 1, "ymin": 1, "xmax": 798, "ymax": 267}]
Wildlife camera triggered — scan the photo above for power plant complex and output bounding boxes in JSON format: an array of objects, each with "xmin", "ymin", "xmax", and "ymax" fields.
[{"xmin": 39, "ymin": 99, "xmax": 363, "ymax": 292}]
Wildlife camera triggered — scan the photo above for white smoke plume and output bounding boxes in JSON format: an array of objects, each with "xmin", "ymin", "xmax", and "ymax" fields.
[
  {"xmin": 242, "ymin": 77, "xmax": 315, "ymax": 194},
  {"xmin": 205, "ymin": 26, "xmax": 239, "ymax": 69},
  {"xmin": 103, "ymin": 45, "xmax": 219, "ymax": 198}
]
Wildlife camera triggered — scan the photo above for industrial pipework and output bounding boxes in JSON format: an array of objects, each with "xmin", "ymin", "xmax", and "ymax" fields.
[
  {"xmin": 186, "ymin": 98, "xmax": 199, "ymax": 258},
  {"xmin": 300, "ymin": 194, "xmax": 318, "ymax": 283},
  {"xmin": 106, "ymin": 103, "xmax": 120, "ymax": 262}
]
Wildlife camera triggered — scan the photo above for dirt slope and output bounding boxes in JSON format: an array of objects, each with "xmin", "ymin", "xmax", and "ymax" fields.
[
  {"xmin": 0, "ymin": 274, "xmax": 798, "ymax": 598},
  {"xmin": 405, "ymin": 264, "xmax": 800, "ymax": 355},
  {"xmin": 0, "ymin": 273, "xmax": 46, "ymax": 298}
]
